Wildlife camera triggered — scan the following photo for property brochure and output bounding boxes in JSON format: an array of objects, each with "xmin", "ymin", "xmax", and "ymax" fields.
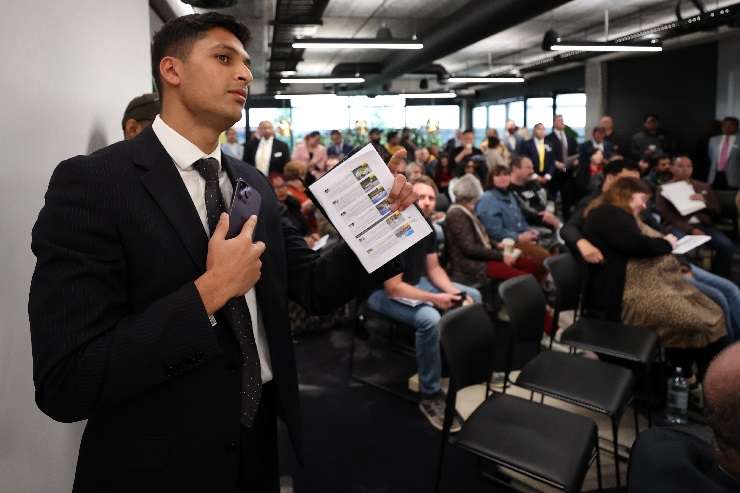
[
  {"xmin": 660, "ymin": 181, "xmax": 706, "ymax": 216},
  {"xmin": 308, "ymin": 143, "xmax": 433, "ymax": 273},
  {"xmin": 672, "ymin": 234, "xmax": 711, "ymax": 255}
]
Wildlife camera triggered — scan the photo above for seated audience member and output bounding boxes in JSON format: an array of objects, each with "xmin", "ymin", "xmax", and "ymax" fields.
[
  {"xmin": 367, "ymin": 178, "xmax": 482, "ymax": 432},
  {"xmin": 628, "ymin": 342, "xmax": 740, "ymax": 493},
  {"xmin": 509, "ymin": 156, "xmax": 562, "ymax": 232},
  {"xmin": 121, "ymin": 93, "xmax": 160, "ymax": 140},
  {"xmin": 369, "ymin": 127, "xmax": 391, "ymax": 162},
  {"xmin": 575, "ymin": 146, "xmax": 607, "ymax": 199},
  {"xmin": 282, "ymin": 160, "xmax": 317, "ymax": 233},
  {"xmin": 519, "ymin": 123, "xmax": 555, "ymax": 187},
  {"xmin": 644, "ymin": 154, "xmax": 673, "ymax": 190},
  {"xmin": 583, "ymin": 177, "xmax": 726, "ymax": 384},
  {"xmin": 244, "ymin": 120, "xmax": 290, "ymax": 176},
  {"xmin": 476, "ymin": 165, "xmax": 551, "ymax": 280},
  {"xmin": 444, "ymin": 175, "xmax": 537, "ymax": 289},
  {"xmin": 327, "ymin": 129, "xmax": 353, "ymax": 159},
  {"xmin": 563, "ymin": 161, "xmax": 740, "ymax": 343},
  {"xmin": 405, "ymin": 162, "xmax": 424, "ymax": 181},
  {"xmin": 414, "ymin": 147, "xmax": 436, "ymax": 176},
  {"xmin": 452, "ymin": 129, "xmax": 483, "ymax": 166},
  {"xmin": 433, "ymin": 154, "xmax": 454, "ymax": 196},
  {"xmin": 220, "ymin": 127, "xmax": 244, "ymax": 159},
  {"xmin": 656, "ymin": 155, "xmax": 735, "ymax": 278},
  {"xmin": 448, "ymin": 158, "xmax": 484, "ymax": 203},
  {"xmin": 292, "ymin": 130, "xmax": 328, "ymax": 181},
  {"xmin": 385, "ymin": 130, "xmax": 404, "ymax": 156},
  {"xmin": 270, "ymin": 174, "xmax": 319, "ymax": 248},
  {"xmin": 708, "ymin": 116, "xmax": 739, "ymax": 190},
  {"xmin": 400, "ymin": 127, "xmax": 417, "ymax": 157}
]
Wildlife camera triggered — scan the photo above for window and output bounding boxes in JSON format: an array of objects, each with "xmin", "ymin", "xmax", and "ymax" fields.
[
  {"xmin": 405, "ymin": 105, "xmax": 460, "ymax": 147},
  {"xmin": 525, "ymin": 97, "xmax": 554, "ymax": 133},
  {"xmin": 472, "ymin": 106, "xmax": 487, "ymax": 145},
  {"xmin": 291, "ymin": 95, "xmax": 349, "ymax": 143},
  {"xmin": 488, "ymin": 104, "xmax": 507, "ymax": 136},
  {"xmin": 507, "ymin": 100, "xmax": 524, "ymax": 128},
  {"xmin": 348, "ymin": 95, "xmax": 405, "ymax": 135},
  {"xmin": 555, "ymin": 93, "xmax": 587, "ymax": 140},
  {"xmin": 246, "ymin": 107, "xmax": 291, "ymax": 145}
]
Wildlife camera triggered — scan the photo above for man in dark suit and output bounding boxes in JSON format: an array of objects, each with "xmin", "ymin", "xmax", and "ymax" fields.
[
  {"xmin": 326, "ymin": 129, "xmax": 353, "ymax": 159},
  {"xmin": 243, "ymin": 119, "xmax": 289, "ymax": 176},
  {"xmin": 546, "ymin": 114, "xmax": 580, "ymax": 218},
  {"xmin": 28, "ymin": 13, "xmax": 415, "ymax": 493},
  {"xmin": 519, "ymin": 123, "xmax": 555, "ymax": 190}
]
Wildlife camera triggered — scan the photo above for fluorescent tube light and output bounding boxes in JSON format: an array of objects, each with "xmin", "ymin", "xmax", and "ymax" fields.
[
  {"xmin": 448, "ymin": 77, "xmax": 525, "ymax": 83},
  {"xmin": 280, "ymin": 77, "xmax": 365, "ymax": 84},
  {"xmin": 292, "ymin": 39, "xmax": 423, "ymax": 50},
  {"xmin": 550, "ymin": 43, "xmax": 662, "ymax": 52},
  {"xmin": 274, "ymin": 94, "xmax": 337, "ymax": 100},
  {"xmin": 400, "ymin": 92, "xmax": 457, "ymax": 99}
]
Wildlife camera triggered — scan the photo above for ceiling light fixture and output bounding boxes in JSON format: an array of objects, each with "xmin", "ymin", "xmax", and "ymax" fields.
[
  {"xmin": 542, "ymin": 29, "xmax": 663, "ymax": 53},
  {"xmin": 279, "ymin": 77, "xmax": 365, "ymax": 84},
  {"xmin": 447, "ymin": 77, "xmax": 525, "ymax": 83},
  {"xmin": 292, "ymin": 38, "xmax": 423, "ymax": 50},
  {"xmin": 274, "ymin": 93, "xmax": 337, "ymax": 100},
  {"xmin": 400, "ymin": 92, "xmax": 457, "ymax": 99}
]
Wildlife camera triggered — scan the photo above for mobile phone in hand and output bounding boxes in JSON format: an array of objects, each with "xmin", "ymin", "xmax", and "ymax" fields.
[{"xmin": 227, "ymin": 178, "xmax": 261, "ymax": 239}]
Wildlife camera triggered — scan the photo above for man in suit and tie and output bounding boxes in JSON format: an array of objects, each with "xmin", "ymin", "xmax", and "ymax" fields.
[
  {"xmin": 243, "ymin": 119, "xmax": 290, "ymax": 176},
  {"xmin": 546, "ymin": 114, "xmax": 579, "ymax": 218},
  {"xmin": 503, "ymin": 119, "xmax": 523, "ymax": 156},
  {"xmin": 28, "ymin": 12, "xmax": 415, "ymax": 493},
  {"xmin": 708, "ymin": 117, "xmax": 739, "ymax": 190},
  {"xmin": 519, "ymin": 123, "xmax": 555, "ymax": 189},
  {"xmin": 327, "ymin": 129, "xmax": 353, "ymax": 159}
]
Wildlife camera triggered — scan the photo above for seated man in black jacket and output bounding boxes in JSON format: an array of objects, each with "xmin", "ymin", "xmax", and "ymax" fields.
[
  {"xmin": 628, "ymin": 341, "xmax": 740, "ymax": 493},
  {"xmin": 509, "ymin": 156, "xmax": 562, "ymax": 231}
]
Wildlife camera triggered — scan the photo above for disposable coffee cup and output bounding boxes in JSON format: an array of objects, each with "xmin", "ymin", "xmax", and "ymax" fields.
[{"xmin": 501, "ymin": 238, "xmax": 515, "ymax": 254}]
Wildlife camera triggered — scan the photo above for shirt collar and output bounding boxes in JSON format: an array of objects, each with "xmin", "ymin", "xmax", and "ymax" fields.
[{"xmin": 152, "ymin": 115, "xmax": 221, "ymax": 172}]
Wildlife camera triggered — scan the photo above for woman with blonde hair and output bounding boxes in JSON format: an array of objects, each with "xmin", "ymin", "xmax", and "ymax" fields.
[{"xmin": 583, "ymin": 177, "xmax": 726, "ymax": 384}]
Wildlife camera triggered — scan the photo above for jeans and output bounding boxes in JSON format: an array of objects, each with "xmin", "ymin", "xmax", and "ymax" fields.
[
  {"xmin": 367, "ymin": 277, "xmax": 481, "ymax": 396},
  {"xmin": 689, "ymin": 265, "xmax": 740, "ymax": 341},
  {"xmin": 672, "ymin": 226, "xmax": 735, "ymax": 278}
]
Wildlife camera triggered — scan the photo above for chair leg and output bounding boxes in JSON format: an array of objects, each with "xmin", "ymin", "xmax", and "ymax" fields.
[
  {"xmin": 595, "ymin": 446, "xmax": 603, "ymax": 492},
  {"xmin": 633, "ymin": 404, "xmax": 640, "ymax": 436},
  {"xmin": 612, "ymin": 418, "xmax": 621, "ymax": 491},
  {"xmin": 434, "ymin": 438, "xmax": 446, "ymax": 493},
  {"xmin": 529, "ymin": 390, "xmax": 535, "ymax": 401}
]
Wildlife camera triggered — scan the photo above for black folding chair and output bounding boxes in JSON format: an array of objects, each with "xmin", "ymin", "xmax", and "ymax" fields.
[
  {"xmin": 545, "ymin": 253, "xmax": 660, "ymax": 429},
  {"xmin": 499, "ymin": 275, "xmax": 635, "ymax": 491},
  {"xmin": 435, "ymin": 304, "xmax": 602, "ymax": 493}
]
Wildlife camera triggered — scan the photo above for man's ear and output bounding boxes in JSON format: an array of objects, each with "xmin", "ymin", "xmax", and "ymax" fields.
[
  {"xmin": 124, "ymin": 119, "xmax": 142, "ymax": 140},
  {"xmin": 159, "ymin": 56, "xmax": 182, "ymax": 89}
]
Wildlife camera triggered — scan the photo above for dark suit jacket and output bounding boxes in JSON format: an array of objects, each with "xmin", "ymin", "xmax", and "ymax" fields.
[
  {"xmin": 519, "ymin": 138, "xmax": 555, "ymax": 176},
  {"xmin": 29, "ymin": 126, "xmax": 397, "ymax": 492},
  {"xmin": 243, "ymin": 137, "xmax": 290, "ymax": 175},
  {"xmin": 327, "ymin": 141, "xmax": 353, "ymax": 157}
]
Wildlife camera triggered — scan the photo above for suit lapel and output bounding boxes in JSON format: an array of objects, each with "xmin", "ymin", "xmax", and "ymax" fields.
[{"xmin": 135, "ymin": 126, "xmax": 209, "ymax": 273}]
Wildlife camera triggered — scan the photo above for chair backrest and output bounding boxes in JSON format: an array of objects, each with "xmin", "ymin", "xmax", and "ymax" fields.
[
  {"xmin": 544, "ymin": 253, "xmax": 583, "ymax": 312},
  {"xmin": 498, "ymin": 275, "xmax": 546, "ymax": 350},
  {"xmin": 439, "ymin": 304, "xmax": 497, "ymax": 391}
]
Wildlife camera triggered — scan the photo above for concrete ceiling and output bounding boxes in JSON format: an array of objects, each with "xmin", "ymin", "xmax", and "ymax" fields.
[{"xmin": 203, "ymin": 0, "xmax": 738, "ymax": 94}]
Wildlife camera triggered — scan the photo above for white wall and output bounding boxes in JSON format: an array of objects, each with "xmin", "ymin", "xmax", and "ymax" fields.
[
  {"xmin": 716, "ymin": 32, "xmax": 740, "ymax": 120},
  {"xmin": 0, "ymin": 1, "xmax": 151, "ymax": 491}
]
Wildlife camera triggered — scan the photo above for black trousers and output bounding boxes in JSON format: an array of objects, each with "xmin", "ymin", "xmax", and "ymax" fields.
[{"xmin": 237, "ymin": 382, "xmax": 280, "ymax": 493}]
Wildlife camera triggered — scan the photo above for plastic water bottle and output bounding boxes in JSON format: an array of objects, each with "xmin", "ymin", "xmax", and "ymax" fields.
[{"xmin": 666, "ymin": 367, "xmax": 689, "ymax": 424}]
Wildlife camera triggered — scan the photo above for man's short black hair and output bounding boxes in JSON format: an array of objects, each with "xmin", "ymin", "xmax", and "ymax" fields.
[
  {"xmin": 330, "ymin": 129, "xmax": 341, "ymax": 136},
  {"xmin": 386, "ymin": 129, "xmax": 399, "ymax": 140},
  {"xmin": 306, "ymin": 130, "xmax": 321, "ymax": 139},
  {"xmin": 604, "ymin": 159, "xmax": 639, "ymax": 176},
  {"xmin": 462, "ymin": 129, "xmax": 474, "ymax": 135},
  {"xmin": 151, "ymin": 12, "xmax": 251, "ymax": 95},
  {"xmin": 643, "ymin": 113, "xmax": 659, "ymax": 122},
  {"xmin": 723, "ymin": 116, "xmax": 739, "ymax": 126},
  {"xmin": 369, "ymin": 128, "xmax": 381, "ymax": 135}
]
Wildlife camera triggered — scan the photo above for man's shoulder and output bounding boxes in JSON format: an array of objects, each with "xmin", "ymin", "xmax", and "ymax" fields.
[{"xmin": 54, "ymin": 139, "xmax": 135, "ymax": 182}]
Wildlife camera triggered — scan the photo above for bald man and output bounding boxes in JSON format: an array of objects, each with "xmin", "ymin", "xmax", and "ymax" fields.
[
  {"xmin": 243, "ymin": 120, "xmax": 290, "ymax": 175},
  {"xmin": 628, "ymin": 342, "xmax": 740, "ymax": 492}
]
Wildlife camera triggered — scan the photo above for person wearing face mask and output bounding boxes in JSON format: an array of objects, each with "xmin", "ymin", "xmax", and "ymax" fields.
[{"xmin": 583, "ymin": 177, "xmax": 726, "ymax": 386}]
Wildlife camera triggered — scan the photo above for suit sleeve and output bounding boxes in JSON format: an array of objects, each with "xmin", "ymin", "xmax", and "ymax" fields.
[{"xmin": 29, "ymin": 158, "xmax": 220, "ymax": 423}]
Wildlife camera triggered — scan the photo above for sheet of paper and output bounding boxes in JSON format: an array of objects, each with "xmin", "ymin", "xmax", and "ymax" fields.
[
  {"xmin": 310, "ymin": 234, "xmax": 330, "ymax": 251},
  {"xmin": 672, "ymin": 234, "xmax": 711, "ymax": 255},
  {"xmin": 660, "ymin": 181, "xmax": 706, "ymax": 216},
  {"xmin": 308, "ymin": 143, "xmax": 433, "ymax": 273},
  {"xmin": 391, "ymin": 297, "xmax": 432, "ymax": 308}
]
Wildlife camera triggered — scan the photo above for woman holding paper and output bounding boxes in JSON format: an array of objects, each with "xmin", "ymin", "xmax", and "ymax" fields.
[{"xmin": 583, "ymin": 177, "xmax": 726, "ymax": 384}]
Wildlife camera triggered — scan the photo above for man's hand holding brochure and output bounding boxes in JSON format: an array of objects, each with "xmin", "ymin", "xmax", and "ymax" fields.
[{"xmin": 308, "ymin": 145, "xmax": 431, "ymax": 273}]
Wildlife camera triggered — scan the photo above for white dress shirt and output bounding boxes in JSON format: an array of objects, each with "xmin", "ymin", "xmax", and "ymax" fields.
[
  {"xmin": 152, "ymin": 115, "xmax": 273, "ymax": 383},
  {"xmin": 255, "ymin": 137, "xmax": 274, "ymax": 176}
]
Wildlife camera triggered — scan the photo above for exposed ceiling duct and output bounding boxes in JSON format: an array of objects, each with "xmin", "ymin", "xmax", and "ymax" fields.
[{"xmin": 362, "ymin": 0, "xmax": 573, "ymax": 90}]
